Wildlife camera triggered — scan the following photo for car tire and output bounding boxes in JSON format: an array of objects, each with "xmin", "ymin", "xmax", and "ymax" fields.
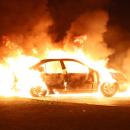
[
  {"xmin": 101, "ymin": 83, "xmax": 119, "ymax": 97},
  {"xmin": 30, "ymin": 86, "xmax": 47, "ymax": 97}
]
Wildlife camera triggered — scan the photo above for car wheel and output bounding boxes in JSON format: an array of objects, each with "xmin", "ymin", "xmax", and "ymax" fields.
[
  {"xmin": 30, "ymin": 86, "xmax": 47, "ymax": 97},
  {"xmin": 101, "ymin": 83, "xmax": 119, "ymax": 97}
]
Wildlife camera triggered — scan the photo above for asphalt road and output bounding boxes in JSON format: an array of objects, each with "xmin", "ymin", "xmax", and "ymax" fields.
[
  {"xmin": 1, "ymin": 97, "xmax": 130, "ymax": 130},
  {"xmin": 1, "ymin": 91, "xmax": 130, "ymax": 130}
]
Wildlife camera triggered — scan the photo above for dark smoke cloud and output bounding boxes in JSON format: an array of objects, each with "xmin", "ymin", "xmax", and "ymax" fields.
[
  {"xmin": 0, "ymin": 0, "xmax": 48, "ymax": 35},
  {"xmin": 104, "ymin": 0, "xmax": 130, "ymax": 79},
  {"xmin": 0, "ymin": 0, "xmax": 53, "ymax": 57},
  {"xmin": 0, "ymin": 0, "xmax": 113, "ymax": 58},
  {"xmin": 0, "ymin": 0, "xmax": 112, "ymax": 42},
  {"xmin": 105, "ymin": 0, "xmax": 130, "ymax": 55},
  {"xmin": 105, "ymin": 25, "xmax": 130, "ymax": 80},
  {"xmin": 63, "ymin": 10, "xmax": 113, "ymax": 60},
  {"xmin": 0, "ymin": 0, "xmax": 129, "ymax": 79},
  {"xmin": 48, "ymin": 0, "xmax": 111, "ymax": 42}
]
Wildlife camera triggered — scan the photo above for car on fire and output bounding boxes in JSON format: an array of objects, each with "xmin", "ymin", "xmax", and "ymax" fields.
[{"xmin": 30, "ymin": 58, "xmax": 128, "ymax": 97}]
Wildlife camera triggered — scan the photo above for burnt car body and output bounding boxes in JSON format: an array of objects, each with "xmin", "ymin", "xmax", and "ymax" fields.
[{"xmin": 30, "ymin": 58, "xmax": 126, "ymax": 97}]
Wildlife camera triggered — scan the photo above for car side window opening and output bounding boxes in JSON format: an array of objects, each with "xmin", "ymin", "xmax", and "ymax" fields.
[
  {"xmin": 63, "ymin": 61, "xmax": 89, "ymax": 73},
  {"xmin": 43, "ymin": 61, "xmax": 63, "ymax": 74}
]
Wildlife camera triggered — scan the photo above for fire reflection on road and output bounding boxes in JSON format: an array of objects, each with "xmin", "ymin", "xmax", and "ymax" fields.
[{"xmin": 33, "ymin": 92, "xmax": 130, "ymax": 106}]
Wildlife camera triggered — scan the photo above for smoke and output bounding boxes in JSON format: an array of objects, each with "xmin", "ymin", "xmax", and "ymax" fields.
[
  {"xmin": 0, "ymin": 0, "xmax": 53, "ymax": 58},
  {"xmin": 105, "ymin": 25, "xmax": 130, "ymax": 81},
  {"xmin": 1, "ymin": 0, "xmax": 130, "ymax": 81},
  {"xmin": 64, "ymin": 10, "xmax": 113, "ymax": 60},
  {"xmin": 102, "ymin": 0, "xmax": 130, "ymax": 80},
  {"xmin": 0, "ymin": 0, "xmax": 113, "ymax": 59},
  {"xmin": 48, "ymin": 0, "xmax": 111, "ymax": 42}
]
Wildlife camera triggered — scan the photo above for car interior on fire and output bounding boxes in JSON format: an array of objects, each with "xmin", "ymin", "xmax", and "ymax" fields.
[{"xmin": 30, "ymin": 58, "xmax": 127, "ymax": 97}]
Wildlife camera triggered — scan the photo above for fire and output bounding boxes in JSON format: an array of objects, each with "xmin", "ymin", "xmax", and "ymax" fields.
[
  {"xmin": 0, "ymin": 55, "xmax": 47, "ymax": 97},
  {"xmin": 0, "ymin": 34, "xmax": 129, "ymax": 99},
  {"xmin": 0, "ymin": 65, "xmax": 14, "ymax": 96},
  {"xmin": 0, "ymin": 48, "xmax": 116, "ymax": 98},
  {"xmin": 45, "ymin": 49, "xmax": 116, "ymax": 84}
]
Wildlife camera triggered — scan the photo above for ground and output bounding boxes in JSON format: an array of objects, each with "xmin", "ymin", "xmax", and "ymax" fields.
[{"xmin": 0, "ymin": 97, "xmax": 130, "ymax": 130}]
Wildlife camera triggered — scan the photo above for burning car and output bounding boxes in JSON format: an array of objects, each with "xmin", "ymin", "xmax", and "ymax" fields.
[{"xmin": 30, "ymin": 58, "xmax": 126, "ymax": 97}]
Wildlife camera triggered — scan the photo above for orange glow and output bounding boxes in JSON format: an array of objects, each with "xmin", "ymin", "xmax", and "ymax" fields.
[
  {"xmin": 0, "ymin": 55, "xmax": 47, "ymax": 97},
  {"xmin": 0, "ymin": 35, "xmax": 129, "ymax": 99},
  {"xmin": 45, "ymin": 49, "xmax": 116, "ymax": 83}
]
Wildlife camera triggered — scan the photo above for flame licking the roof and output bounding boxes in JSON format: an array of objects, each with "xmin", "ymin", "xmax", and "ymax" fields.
[{"xmin": 0, "ymin": 33, "xmax": 129, "ymax": 98}]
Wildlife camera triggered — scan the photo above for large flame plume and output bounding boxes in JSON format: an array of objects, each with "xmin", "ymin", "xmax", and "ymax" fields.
[
  {"xmin": 0, "ymin": 1, "xmax": 129, "ymax": 98},
  {"xmin": 0, "ymin": 35, "xmax": 128, "ymax": 98}
]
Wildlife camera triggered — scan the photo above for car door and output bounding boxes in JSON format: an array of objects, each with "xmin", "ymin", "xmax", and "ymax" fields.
[
  {"xmin": 63, "ymin": 60, "xmax": 90, "ymax": 91},
  {"xmin": 38, "ymin": 60, "xmax": 64, "ymax": 89}
]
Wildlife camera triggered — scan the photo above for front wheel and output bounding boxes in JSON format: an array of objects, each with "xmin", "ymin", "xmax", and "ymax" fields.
[
  {"xmin": 30, "ymin": 86, "xmax": 47, "ymax": 97},
  {"xmin": 101, "ymin": 83, "xmax": 119, "ymax": 97}
]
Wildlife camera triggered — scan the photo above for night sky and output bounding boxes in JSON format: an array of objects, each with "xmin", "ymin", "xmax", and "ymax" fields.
[
  {"xmin": 0, "ymin": 0, "xmax": 129, "ymax": 59},
  {"xmin": 48, "ymin": 0, "xmax": 110, "ymax": 41}
]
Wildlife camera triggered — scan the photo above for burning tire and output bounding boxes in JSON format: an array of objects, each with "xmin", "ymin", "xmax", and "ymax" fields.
[
  {"xmin": 30, "ymin": 86, "xmax": 47, "ymax": 97},
  {"xmin": 101, "ymin": 83, "xmax": 119, "ymax": 97}
]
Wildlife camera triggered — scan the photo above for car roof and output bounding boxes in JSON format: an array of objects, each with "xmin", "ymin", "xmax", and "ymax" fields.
[
  {"xmin": 39, "ymin": 58, "xmax": 85, "ymax": 65},
  {"xmin": 32, "ymin": 58, "xmax": 86, "ymax": 68}
]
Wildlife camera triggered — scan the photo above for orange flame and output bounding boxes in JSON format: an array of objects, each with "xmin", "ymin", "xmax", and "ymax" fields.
[
  {"xmin": 0, "ymin": 35, "xmax": 129, "ymax": 99},
  {"xmin": 0, "ymin": 55, "xmax": 47, "ymax": 97}
]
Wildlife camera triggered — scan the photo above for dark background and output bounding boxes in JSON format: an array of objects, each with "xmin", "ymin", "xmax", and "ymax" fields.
[{"xmin": 48, "ymin": 0, "xmax": 130, "ymax": 52}]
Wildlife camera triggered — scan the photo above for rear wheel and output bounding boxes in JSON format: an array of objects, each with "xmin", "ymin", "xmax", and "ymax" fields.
[
  {"xmin": 30, "ymin": 86, "xmax": 47, "ymax": 97},
  {"xmin": 101, "ymin": 83, "xmax": 119, "ymax": 97}
]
